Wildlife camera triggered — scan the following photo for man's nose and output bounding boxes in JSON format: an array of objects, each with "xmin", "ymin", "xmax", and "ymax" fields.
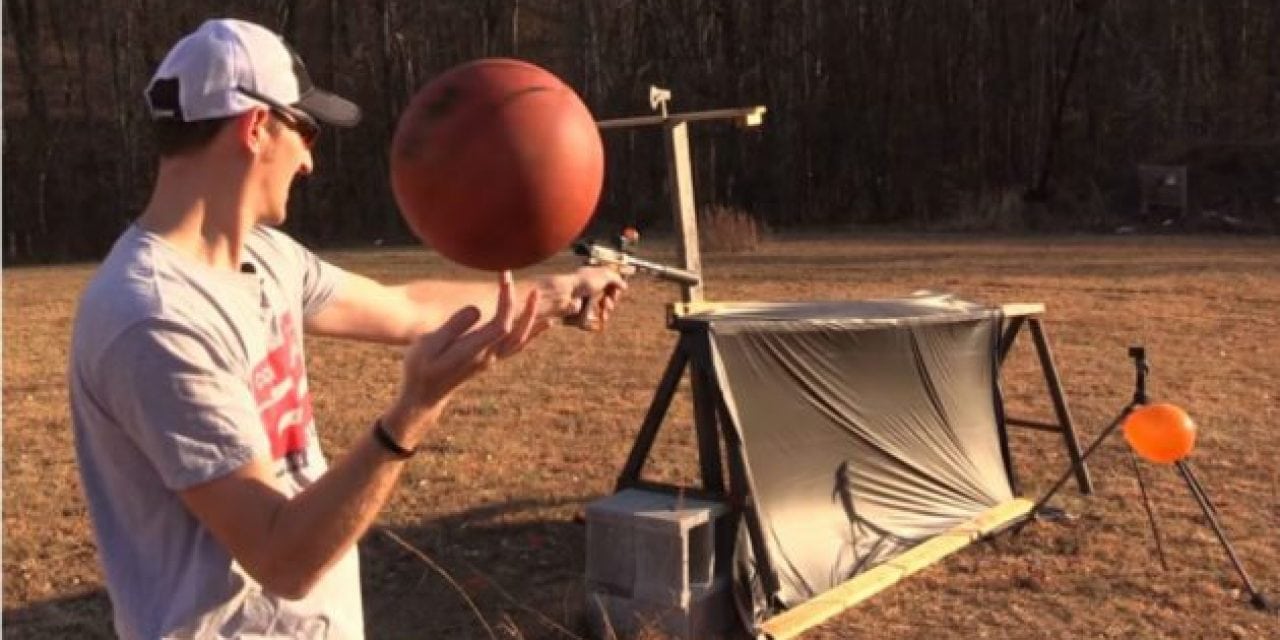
[{"xmin": 298, "ymin": 150, "xmax": 314, "ymax": 177}]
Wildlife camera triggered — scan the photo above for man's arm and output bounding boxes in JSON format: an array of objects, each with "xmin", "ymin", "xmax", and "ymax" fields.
[
  {"xmin": 179, "ymin": 422, "xmax": 414, "ymax": 599},
  {"xmin": 305, "ymin": 267, "xmax": 625, "ymax": 344},
  {"xmin": 180, "ymin": 276, "xmax": 540, "ymax": 599}
]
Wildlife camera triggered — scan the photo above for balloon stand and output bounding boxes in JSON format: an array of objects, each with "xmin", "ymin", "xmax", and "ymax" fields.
[{"xmin": 1015, "ymin": 346, "xmax": 1272, "ymax": 612}]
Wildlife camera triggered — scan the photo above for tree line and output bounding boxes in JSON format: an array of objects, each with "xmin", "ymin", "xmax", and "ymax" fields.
[{"xmin": 4, "ymin": 0, "xmax": 1277, "ymax": 264}]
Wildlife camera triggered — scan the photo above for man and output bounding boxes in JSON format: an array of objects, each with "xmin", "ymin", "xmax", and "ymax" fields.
[{"xmin": 68, "ymin": 18, "xmax": 624, "ymax": 639}]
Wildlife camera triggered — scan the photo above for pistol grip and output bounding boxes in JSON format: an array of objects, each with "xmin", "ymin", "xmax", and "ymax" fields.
[{"xmin": 566, "ymin": 293, "xmax": 604, "ymax": 331}]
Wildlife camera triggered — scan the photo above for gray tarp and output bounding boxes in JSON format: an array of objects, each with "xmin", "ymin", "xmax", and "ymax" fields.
[{"xmin": 681, "ymin": 294, "xmax": 1012, "ymax": 625}]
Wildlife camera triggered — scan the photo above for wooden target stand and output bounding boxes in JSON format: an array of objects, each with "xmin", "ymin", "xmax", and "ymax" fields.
[
  {"xmin": 596, "ymin": 85, "xmax": 765, "ymax": 307},
  {"xmin": 995, "ymin": 304, "xmax": 1095, "ymax": 496},
  {"xmin": 590, "ymin": 90, "xmax": 1094, "ymax": 639},
  {"xmin": 594, "ymin": 86, "xmax": 765, "ymax": 500}
]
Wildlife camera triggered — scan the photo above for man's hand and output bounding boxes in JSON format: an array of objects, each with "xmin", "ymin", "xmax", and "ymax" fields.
[
  {"xmin": 180, "ymin": 271, "xmax": 545, "ymax": 600},
  {"xmin": 537, "ymin": 266, "xmax": 627, "ymax": 331},
  {"xmin": 384, "ymin": 271, "xmax": 542, "ymax": 446}
]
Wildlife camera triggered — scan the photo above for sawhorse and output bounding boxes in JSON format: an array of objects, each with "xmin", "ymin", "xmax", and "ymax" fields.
[
  {"xmin": 615, "ymin": 303, "xmax": 1096, "ymax": 498},
  {"xmin": 997, "ymin": 303, "xmax": 1094, "ymax": 496}
]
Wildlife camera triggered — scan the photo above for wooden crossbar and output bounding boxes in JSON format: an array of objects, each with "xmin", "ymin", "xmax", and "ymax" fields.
[
  {"xmin": 668, "ymin": 301, "xmax": 1042, "ymax": 320},
  {"xmin": 760, "ymin": 498, "xmax": 1035, "ymax": 640},
  {"xmin": 1001, "ymin": 302, "xmax": 1045, "ymax": 317},
  {"xmin": 597, "ymin": 106, "xmax": 766, "ymax": 129}
]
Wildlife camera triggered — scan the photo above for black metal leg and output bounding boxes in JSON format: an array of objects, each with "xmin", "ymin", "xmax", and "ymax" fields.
[
  {"xmin": 1012, "ymin": 402, "xmax": 1137, "ymax": 535},
  {"xmin": 1126, "ymin": 449, "xmax": 1169, "ymax": 571},
  {"xmin": 1175, "ymin": 461, "xmax": 1272, "ymax": 611}
]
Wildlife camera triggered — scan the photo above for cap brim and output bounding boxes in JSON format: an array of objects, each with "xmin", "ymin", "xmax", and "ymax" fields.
[{"xmin": 295, "ymin": 88, "xmax": 361, "ymax": 127}]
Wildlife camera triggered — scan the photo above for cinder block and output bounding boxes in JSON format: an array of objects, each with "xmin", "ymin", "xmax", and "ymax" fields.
[
  {"xmin": 586, "ymin": 576, "xmax": 733, "ymax": 640},
  {"xmin": 584, "ymin": 489, "xmax": 735, "ymax": 639}
]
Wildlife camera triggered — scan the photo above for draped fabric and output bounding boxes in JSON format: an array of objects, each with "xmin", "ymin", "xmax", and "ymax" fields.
[{"xmin": 679, "ymin": 294, "xmax": 1011, "ymax": 624}]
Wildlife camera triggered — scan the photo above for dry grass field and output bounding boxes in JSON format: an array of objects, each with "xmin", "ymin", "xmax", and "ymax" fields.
[{"xmin": 4, "ymin": 234, "xmax": 1278, "ymax": 639}]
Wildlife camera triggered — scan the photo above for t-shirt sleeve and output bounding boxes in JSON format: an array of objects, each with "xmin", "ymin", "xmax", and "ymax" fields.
[
  {"xmin": 251, "ymin": 226, "xmax": 348, "ymax": 318},
  {"xmin": 300, "ymin": 246, "xmax": 347, "ymax": 318},
  {"xmin": 96, "ymin": 320, "xmax": 269, "ymax": 491},
  {"xmin": 288, "ymin": 234, "xmax": 347, "ymax": 318}
]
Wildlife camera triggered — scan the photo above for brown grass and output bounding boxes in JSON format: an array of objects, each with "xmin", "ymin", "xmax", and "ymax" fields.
[
  {"xmin": 4, "ymin": 234, "xmax": 1278, "ymax": 639},
  {"xmin": 698, "ymin": 205, "xmax": 765, "ymax": 253}
]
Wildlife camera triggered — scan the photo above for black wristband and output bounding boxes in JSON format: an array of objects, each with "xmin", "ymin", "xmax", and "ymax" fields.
[{"xmin": 373, "ymin": 418, "xmax": 418, "ymax": 459}]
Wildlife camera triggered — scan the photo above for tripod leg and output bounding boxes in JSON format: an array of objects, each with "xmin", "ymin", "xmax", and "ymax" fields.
[
  {"xmin": 1175, "ymin": 461, "xmax": 1272, "ymax": 611},
  {"xmin": 1179, "ymin": 460, "xmax": 1222, "ymax": 519},
  {"xmin": 1126, "ymin": 449, "xmax": 1169, "ymax": 571},
  {"xmin": 1012, "ymin": 403, "xmax": 1137, "ymax": 535}
]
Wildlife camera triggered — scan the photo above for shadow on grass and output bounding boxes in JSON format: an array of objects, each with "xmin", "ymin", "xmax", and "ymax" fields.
[
  {"xmin": 3, "ymin": 590, "xmax": 115, "ymax": 639},
  {"xmin": 362, "ymin": 494, "xmax": 604, "ymax": 639},
  {"xmin": 0, "ymin": 497, "xmax": 594, "ymax": 640},
  {"xmin": 3, "ymin": 493, "xmax": 735, "ymax": 639}
]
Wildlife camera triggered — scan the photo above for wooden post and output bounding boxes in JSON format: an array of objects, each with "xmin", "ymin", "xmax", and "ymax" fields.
[
  {"xmin": 664, "ymin": 121, "xmax": 704, "ymax": 303},
  {"xmin": 596, "ymin": 89, "xmax": 766, "ymax": 305},
  {"xmin": 615, "ymin": 343, "xmax": 690, "ymax": 490}
]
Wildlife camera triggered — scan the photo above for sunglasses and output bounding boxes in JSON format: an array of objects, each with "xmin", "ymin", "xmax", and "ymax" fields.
[{"xmin": 236, "ymin": 86, "xmax": 321, "ymax": 147}]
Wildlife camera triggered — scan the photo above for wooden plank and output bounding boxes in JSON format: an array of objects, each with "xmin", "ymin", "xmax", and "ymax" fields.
[
  {"xmin": 1000, "ymin": 302, "xmax": 1045, "ymax": 317},
  {"xmin": 597, "ymin": 106, "xmax": 766, "ymax": 130},
  {"xmin": 1006, "ymin": 417, "xmax": 1067, "ymax": 432},
  {"xmin": 669, "ymin": 300, "xmax": 742, "ymax": 318},
  {"xmin": 664, "ymin": 121, "xmax": 703, "ymax": 303},
  {"xmin": 761, "ymin": 498, "xmax": 1034, "ymax": 640},
  {"xmin": 1029, "ymin": 319, "xmax": 1093, "ymax": 495},
  {"xmin": 615, "ymin": 343, "xmax": 689, "ymax": 489},
  {"xmin": 671, "ymin": 302, "xmax": 1044, "ymax": 326},
  {"xmin": 689, "ymin": 344, "xmax": 725, "ymax": 493},
  {"xmin": 674, "ymin": 301, "xmax": 1043, "ymax": 319}
]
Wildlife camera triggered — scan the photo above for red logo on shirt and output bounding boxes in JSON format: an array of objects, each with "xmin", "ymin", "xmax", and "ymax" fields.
[{"xmin": 250, "ymin": 311, "xmax": 313, "ymax": 471}]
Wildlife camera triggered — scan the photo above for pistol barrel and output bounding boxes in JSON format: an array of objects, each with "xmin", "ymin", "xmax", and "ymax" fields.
[
  {"xmin": 573, "ymin": 242, "xmax": 701, "ymax": 286},
  {"xmin": 624, "ymin": 256, "xmax": 701, "ymax": 286}
]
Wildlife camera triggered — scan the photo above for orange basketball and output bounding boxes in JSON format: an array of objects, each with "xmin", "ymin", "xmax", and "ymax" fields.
[
  {"xmin": 1122, "ymin": 403, "xmax": 1197, "ymax": 464},
  {"xmin": 390, "ymin": 58, "xmax": 604, "ymax": 271}
]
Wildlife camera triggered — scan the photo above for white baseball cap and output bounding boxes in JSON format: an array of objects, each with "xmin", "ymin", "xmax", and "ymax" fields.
[{"xmin": 145, "ymin": 18, "xmax": 360, "ymax": 127}]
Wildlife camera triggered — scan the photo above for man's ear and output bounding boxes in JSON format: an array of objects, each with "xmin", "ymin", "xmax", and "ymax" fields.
[{"xmin": 234, "ymin": 108, "xmax": 272, "ymax": 155}]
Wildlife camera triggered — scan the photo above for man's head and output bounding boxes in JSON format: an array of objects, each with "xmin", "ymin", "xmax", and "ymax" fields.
[
  {"xmin": 145, "ymin": 19, "xmax": 361, "ymax": 223},
  {"xmin": 146, "ymin": 19, "xmax": 360, "ymax": 152}
]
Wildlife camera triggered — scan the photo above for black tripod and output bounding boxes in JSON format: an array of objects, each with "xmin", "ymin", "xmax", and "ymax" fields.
[
  {"xmin": 1013, "ymin": 346, "xmax": 1272, "ymax": 612},
  {"xmin": 1012, "ymin": 346, "xmax": 1150, "ymax": 535}
]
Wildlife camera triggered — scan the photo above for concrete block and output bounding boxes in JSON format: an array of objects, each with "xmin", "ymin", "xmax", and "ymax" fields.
[
  {"xmin": 586, "ymin": 576, "xmax": 734, "ymax": 640},
  {"xmin": 584, "ymin": 489, "xmax": 735, "ymax": 638}
]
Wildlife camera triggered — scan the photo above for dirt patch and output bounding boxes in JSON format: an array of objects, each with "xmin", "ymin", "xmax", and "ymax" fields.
[{"xmin": 5, "ymin": 234, "xmax": 1278, "ymax": 638}]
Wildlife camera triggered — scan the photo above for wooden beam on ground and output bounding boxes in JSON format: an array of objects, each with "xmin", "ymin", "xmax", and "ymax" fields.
[{"xmin": 760, "ymin": 498, "xmax": 1034, "ymax": 640}]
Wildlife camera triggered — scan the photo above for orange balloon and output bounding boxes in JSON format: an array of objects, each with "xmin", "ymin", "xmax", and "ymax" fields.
[{"xmin": 1123, "ymin": 403, "xmax": 1197, "ymax": 464}]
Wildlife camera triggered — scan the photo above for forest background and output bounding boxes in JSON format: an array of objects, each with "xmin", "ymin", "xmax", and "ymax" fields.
[{"xmin": 4, "ymin": 0, "xmax": 1279, "ymax": 264}]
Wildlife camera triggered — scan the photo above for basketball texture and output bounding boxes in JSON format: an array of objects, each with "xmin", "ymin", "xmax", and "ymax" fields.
[{"xmin": 390, "ymin": 58, "xmax": 604, "ymax": 271}]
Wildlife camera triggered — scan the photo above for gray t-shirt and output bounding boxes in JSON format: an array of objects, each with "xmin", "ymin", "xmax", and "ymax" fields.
[{"xmin": 69, "ymin": 224, "xmax": 363, "ymax": 639}]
